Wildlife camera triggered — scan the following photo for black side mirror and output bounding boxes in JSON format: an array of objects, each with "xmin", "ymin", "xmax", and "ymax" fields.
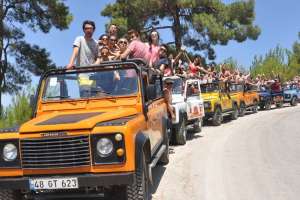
[{"xmin": 146, "ymin": 84, "xmax": 157, "ymax": 101}]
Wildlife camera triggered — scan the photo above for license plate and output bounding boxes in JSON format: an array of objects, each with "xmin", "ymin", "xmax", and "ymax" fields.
[{"xmin": 29, "ymin": 177, "xmax": 78, "ymax": 190}]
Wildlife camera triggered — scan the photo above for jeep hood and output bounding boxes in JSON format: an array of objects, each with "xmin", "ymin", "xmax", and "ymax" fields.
[
  {"xmin": 202, "ymin": 93, "xmax": 218, "ymax": 101},
  {"xmin": 19, "ymin": 108, "xmax": 138, "ymax": 133}
]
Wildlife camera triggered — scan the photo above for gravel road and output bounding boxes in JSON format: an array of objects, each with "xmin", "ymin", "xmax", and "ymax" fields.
[{"xmin": 151, "ymin": 105, "xmax": 300, "ymax": 200}]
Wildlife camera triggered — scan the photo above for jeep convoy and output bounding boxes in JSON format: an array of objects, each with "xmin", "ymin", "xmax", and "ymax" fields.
[{"xmin": 0, "ymin": 59, "xmax": 298, "ymax": 200}]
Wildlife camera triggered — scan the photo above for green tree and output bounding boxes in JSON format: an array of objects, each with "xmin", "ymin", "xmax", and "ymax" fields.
[
  {"xmin": 250, "ymin": 45, "xmax": 293, "ymax": 81},
  {"xmin": 288, "ymin": 32, "xmax": 300, "ymax": 74},
  {"xmin": 102, "ymin": 0, "xmax": 260, "ymax": 60},
  {"xmin": 0, "ymin": 0, "xmax": 72, "ymax": 112},
  {"xmin": 0, "ymin": 88, "xmax": 33, "ymax": 128}
]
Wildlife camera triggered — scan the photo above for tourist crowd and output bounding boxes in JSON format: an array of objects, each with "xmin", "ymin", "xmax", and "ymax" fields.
[{"xmin": 66, "ymin": 20, "xmax": 300, "ymax": 91}]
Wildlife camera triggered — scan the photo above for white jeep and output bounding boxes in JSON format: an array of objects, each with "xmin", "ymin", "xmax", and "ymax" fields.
[{"xmin": 164, "ymin": 76, "xmax": 205, "ymax": 145}]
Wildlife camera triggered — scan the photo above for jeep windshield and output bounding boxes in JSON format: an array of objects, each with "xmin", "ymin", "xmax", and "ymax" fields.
[
  {"xmin": 200, "ymin": 83, "xmax": 219, "ymax": 93},
  {"xmin": 172, "ymin": 78, "xmax": 183, "ymax": 94},
  {"xmin": 42, "ymin": 68, "xmax": 138, "ymax": 101}
]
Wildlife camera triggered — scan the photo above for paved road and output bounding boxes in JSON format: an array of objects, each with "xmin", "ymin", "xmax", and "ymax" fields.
[{"xmin": 151, "ymin": 105, "xmax": 300, "ymax": 200}]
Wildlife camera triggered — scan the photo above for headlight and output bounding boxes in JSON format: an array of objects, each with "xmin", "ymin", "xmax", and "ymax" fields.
[
  {"xmin": 3, "ymin": 143, "xmax": 18, "ymax": 162},
  {"xmin": 97, "ymin": 138, "xmax": 113, "ymax": 158}
]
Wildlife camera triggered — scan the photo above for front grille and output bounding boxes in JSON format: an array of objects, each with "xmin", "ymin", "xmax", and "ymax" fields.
[
  {"xmin": 21, "ymin": 135, "xmax": 90, "ymax": 169},
  {"xmin": 285, "ymin": 94, "xmax": 291, "ymax": 98}
]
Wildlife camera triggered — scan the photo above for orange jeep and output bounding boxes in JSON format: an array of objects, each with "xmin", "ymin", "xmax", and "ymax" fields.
[
  {"xmin": 0, "ymin": 59, "xmax": 169, "ymax": 200},
  {"xmin": 230, "ymin": 83, "xmax": 259, "ymax": 116}
]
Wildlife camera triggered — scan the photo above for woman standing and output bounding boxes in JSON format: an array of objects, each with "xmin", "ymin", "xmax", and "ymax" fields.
[
  {"xmin": 184, "ymin": 53, "xmax": 208, "ymax": 78},
  {"xmin": 148, "ymin": 30, "xmax": 161, "ymax": 67}
]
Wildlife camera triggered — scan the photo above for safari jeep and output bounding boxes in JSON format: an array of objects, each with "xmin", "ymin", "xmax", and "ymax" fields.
[
  {"xmin": 164, "ymin": 76, "xmax": 204, "ymax": 145},
  {"xmin": 0, "ymin": 59, "xmax": 169, "ymax": 200},
  {"xmin": 229, "ymin": 83, "xmax": 259, "ymax": 116},
  {"xmin": 283, "ymin": 84, "xmax": 300, "ymax": 106},
  {"xmin": 201, "ymin": 81, "xmax": 239, "ymax": 126}
]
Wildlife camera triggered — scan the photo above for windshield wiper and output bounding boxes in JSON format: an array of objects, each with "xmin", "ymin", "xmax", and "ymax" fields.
[
  {"xmin": 45, "ymin": 95, "xmax": 71, "ymax": 99},
  {"xmin": 90, "ymin": 88, "xmax": 117, "ymax": 102}
]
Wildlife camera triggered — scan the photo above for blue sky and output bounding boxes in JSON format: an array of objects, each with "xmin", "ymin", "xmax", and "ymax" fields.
[{"xmin": 3, "ymin": 0, "xmax": 300, "ymax": 106}]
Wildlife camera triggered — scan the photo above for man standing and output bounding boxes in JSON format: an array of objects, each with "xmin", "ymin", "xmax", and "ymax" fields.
[
  {"xmin": 67, "ymin": 20, "xmax": 98, "ymax": 69},
  {"xmin": 121, "ymin": 29, "xmax": 151, "ymax": 63}
]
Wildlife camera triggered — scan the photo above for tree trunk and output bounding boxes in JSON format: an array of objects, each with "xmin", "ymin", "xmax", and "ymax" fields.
[
  {"xmin": 0, "ymin": 0, "xmax": 3, "ymax": 114},
  {"xmin": 173, "ymin": 6, "xmax": 182, "ymax": 51}
]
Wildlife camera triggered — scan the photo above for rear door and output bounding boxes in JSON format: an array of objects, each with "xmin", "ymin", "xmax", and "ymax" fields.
[{"xmin": 185, "ymin": 80, "xmax": 204, "ymax": 120}]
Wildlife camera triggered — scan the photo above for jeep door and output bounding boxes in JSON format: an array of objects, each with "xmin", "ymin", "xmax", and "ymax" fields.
[
  {"xmin": 220, "ymin": 83, "xmax": 232, "ymax": 110},
  {"xmin": 144, "ymin": 77, "xmax": 165, "ymax": 152},
  {"xmin": 185, "ymin": 80, "xmax": 204, "ymax": 120}
]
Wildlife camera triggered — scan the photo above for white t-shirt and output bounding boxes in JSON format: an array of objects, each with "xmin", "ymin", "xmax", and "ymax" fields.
[{"xmin": 73, "ymin": 36, "xmax": 98, "ymax": 66}]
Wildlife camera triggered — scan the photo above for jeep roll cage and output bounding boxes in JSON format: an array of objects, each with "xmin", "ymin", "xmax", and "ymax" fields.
[{"xmin": 32, "ymin": 59, "xmax": 161, "ymax": 118}]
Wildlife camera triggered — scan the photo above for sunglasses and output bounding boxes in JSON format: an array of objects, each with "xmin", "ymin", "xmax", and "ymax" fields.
[
  {"xmin": 102, "ymin": 37, "xmax": 108, "ymax": 40},
  {"xmin": 110, "ymin": 39, "xmax": 117, "ymax": 42},
  {"xmin": 118, "ymin": 40, "xmax": 128, "ymax": 45},
  {"xmin": 160, "ymin": 48, "xmax": 167, "ymax": 52}
]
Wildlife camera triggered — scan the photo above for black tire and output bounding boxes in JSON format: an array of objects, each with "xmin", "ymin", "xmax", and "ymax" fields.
[
  {"xmin": 126, "ymin": 153, "xmax": 151, "ymax": 200},
  {"xmin": 0, "ymin": 190, "xmax": 21, "ymax": 200},
  {"xmin": 231, "ymin": 104, "xmax": 239, "ymax": 120},
  {"xmin": 239, "ymin": 102, "xmax": 246, "ymax": 117},
  {"xmin": 276, "ymin": 101, "xmax": 283, "ymax": 108},
  {"xmin": 193, "ymin": 118, "xmax": 203, "ymax": 133},
  {"xmin": 175, "ymin": 116, "xmax": 187, "ymax": 145},
  {"xmin": 253, "ymin": 101, "xmax": 258, "ymax": 113},
  {"xmin": 265, "ymin": 100, "xmax": 271, "ymax": 110},
  {"xmin": 212, "ymin": 107, "xmax": 223, "ymax": 126},
  {"xmin": 291, "ymin": 97, "xmax": 298, "ymax": 106}
]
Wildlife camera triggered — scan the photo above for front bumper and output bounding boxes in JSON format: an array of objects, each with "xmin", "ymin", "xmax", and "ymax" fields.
[{"xmin": 0, "ymin": 172, "xmax": 134, "ymax": 190}]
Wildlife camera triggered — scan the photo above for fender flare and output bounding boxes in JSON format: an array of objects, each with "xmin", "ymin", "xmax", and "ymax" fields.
[{"xmin": 135, "ymin": 132, "xmax": 151, "ymax": 169}]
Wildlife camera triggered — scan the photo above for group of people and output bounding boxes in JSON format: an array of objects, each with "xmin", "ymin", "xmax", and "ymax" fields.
[{"xmin": 66, "ymin": 20, "xmax": 300, "ymax": 94}]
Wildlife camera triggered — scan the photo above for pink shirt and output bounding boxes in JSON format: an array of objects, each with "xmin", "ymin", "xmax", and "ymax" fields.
[
  {"xmin": 149, "ymin": 44, "xmax": 160, "ymax": 65},
  {"xmin": 128, "ymin": 40, "xmax": 151, "ymax": 63}
]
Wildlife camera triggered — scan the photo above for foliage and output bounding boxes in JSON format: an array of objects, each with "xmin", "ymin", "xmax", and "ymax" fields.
[
  {"xmin": 0, "ymin": 88, "xmax": 34, "ymax": 128},
  {"xmin": 102, "ymin": 0, "xmax": 260, "ymax": 60},
  {"xmin": 250, "ymin": 45, "xmax": 299, "ymax": 82},
  {"xmin": 0, "ymin": 0, "xmax": 73, "ymax": 111}
]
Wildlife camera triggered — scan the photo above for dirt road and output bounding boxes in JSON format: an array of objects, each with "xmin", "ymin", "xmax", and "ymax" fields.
[{"xmin": 151, "ymin": 105, "xmax": 300, "ymax": 200}]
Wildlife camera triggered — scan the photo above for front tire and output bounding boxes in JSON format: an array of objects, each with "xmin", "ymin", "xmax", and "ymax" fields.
[
  {"xmin": 276, "ymin": 101, "xmax": 283, "ymax": 108},
  {"xmin": 212, "ymin": 107, "xmax": 223, "ymax": 126},
  {"xmin": 231, "ymin": 104, "xmax": 239, "ymax": 120},
  {"xmin": 253, "ymin": 101, "xmax": 258, "ymax": 113},
  {"xmin": 265, "ymin": 100, "xmax": 271, "ymax": 110},
  {"xmin": 175, "ymin": 116, "xmax": 187, "ymax": 145},
  {"xmin": 193, "ymin": 118, "xmax": 203, "ymax": 133},
  {"xmin": 126, "ymin": 154, "xmax": 150, "ymax": 200},
  {"xmin": 291, "ymin": 97, "xmax": 298, "ymax": 106},
  {"xmin": 239, "ymin": 102, "xmax": 246, "ymax": 117},
  {"xmin": 0, "ymin": 190, "xmax": 21, "ymax": 200}
]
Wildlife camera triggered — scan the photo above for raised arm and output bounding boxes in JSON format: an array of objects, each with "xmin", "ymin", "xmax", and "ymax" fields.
[{"xmin": 67, "ymin": 47, "xmax": 79, "ymax": 69}]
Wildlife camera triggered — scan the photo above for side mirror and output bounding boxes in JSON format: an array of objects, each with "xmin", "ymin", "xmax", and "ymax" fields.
[{"xmin": 146, "ymin": 84, "xmax": 157, "ymax": 101}]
